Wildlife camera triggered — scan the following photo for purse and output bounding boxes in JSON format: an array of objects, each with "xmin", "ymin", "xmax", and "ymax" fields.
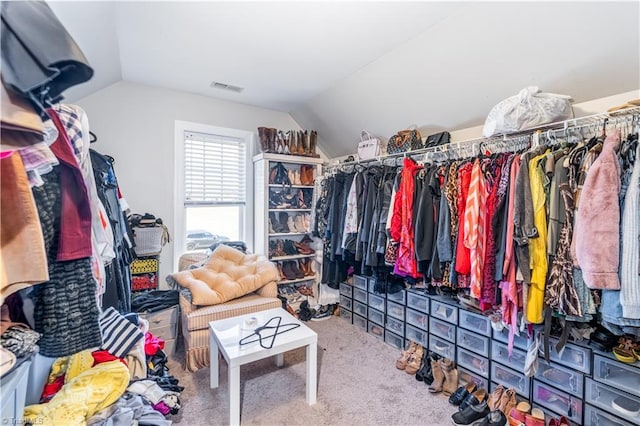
[
  {"xmin": 424, "ymin": 131, "xmax": 450, "ymax": 148},
  {"xmin": 384, "ymin": 239, "xmax": 399, "ymax": 266},
  {"xmin": 357, "ymin": 130, "xmax": 382, "ymax": 160},
  {"xmin": 387, "ymin": 129, "xmax": 423, "ymax": 154}
]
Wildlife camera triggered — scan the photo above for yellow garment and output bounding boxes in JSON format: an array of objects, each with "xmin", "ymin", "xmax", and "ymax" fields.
[
  {"xmin": 527, "ymin": 151, "xmax": 550, "ymax": 324},
  {"xmin": 65, "ymin": 350, "xmax": 95, "ymax": 382},
  {"xmin": 24, "ymin": 360, "xmax": 129, "ymax": 426}
]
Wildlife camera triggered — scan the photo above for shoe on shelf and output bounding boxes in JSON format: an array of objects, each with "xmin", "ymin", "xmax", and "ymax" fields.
[
  {"xmin": 303, "ymin": 213, "xmax": 311, "ymax": 231},
  {"xmin": 278, "ymin": 212, "xmax": 290, "ymax": 233},
  {"xmin": 449, "ymin": 382, "xmax": 477, "ymax": 406},
  {"xmin": 286, "ymin": 216, "xmax": 295, "ymax": 233},
  {"xmin": 290, "ymin": 261, "xmax": 305, "ymax": 279},
  {"xmin": 478, "ymin": 410, "xmax": 508, "ymax": 426},
  {"xmin": 293, "ymin": 214, "xmax": 307, "ymax": 233},
  {"xmin": 396, "ymin": 341, "xmax": 418, "ymax": 371},
  {"xmin": 405, "ymin": 343, "xmax": 423, "ymax": 375},
  {"xmin": 452, "ymin": 400, "xmax": 491, "ymax": 425},
  {"xmin": 281, "ymin": 262, "xmax": 297, "ymax": 281},
  {"xmin": 283, "ymin": 240, "xmax": 298, "ymax": 255},
  {"xmin": 294, "ymin": 241, "xmax": 314, "ymax": 255}
]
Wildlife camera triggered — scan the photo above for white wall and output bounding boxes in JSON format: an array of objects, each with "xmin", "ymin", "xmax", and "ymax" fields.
[{"xmin": 76, "ymin": 81, "xmax": 303, "ymax": 282}]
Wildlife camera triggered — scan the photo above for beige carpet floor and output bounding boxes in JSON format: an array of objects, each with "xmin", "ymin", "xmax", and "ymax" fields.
[{"xmin": 166, "ymin": 316, "xmax": 458, "ymax": 425}]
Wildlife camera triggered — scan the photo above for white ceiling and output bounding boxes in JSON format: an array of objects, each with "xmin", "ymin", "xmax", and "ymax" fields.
[{"xmin": 48, "ymin": 1, "xmax": 640, "ymax": 158}]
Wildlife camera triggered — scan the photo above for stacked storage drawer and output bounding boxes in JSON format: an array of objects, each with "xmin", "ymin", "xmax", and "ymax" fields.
[
  {"xmin": 384, "ymin": 287, "xmax": 405, "ymax": 350},
  {"xmin": 352, "ymin": 276, "xmax": 369, "ymax": 332},
  {"xmin": 490, "ymin": 323, "xmax": 531, "ymax": 399},
  {"xmin": 141, "ymin": 305, "xmax": 179, "ymax": 355},
  {"xmin": 385, "ymin": 288, "xmax": 405, "ymax": 349},
  {"xmin": 351, "ymin": 275, "xmax": 383, "ymax": 341},
  {"xmin": 457, "ymin": 310, "xmax": 490, "ymax": 381},
  {"xmin": 338, "ymin": 282, "xmax": 353, "ymax": 323},
  {"xmin": 405, "ymin": 290, "xmax": 428, "ymax": 348},
  {"xmin": 530, "ymin": 338, "xmax": 591, "ymax": 424},
  {"xmin": 585, "ymin": 351, "xmax": 640, "ymax": 425},
  {"xmin": 429, "ymin": 297, "xmax": 457, "ymax": 361}
]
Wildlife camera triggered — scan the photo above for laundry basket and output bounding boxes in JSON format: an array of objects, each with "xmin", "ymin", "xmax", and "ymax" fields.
[{"xmin": 133, "ymin": 226, "xmax": 167, "ymax": 256}]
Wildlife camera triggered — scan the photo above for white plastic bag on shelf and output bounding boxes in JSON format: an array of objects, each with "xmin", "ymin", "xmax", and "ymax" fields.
[{"xmin": 482, "ymin": 86, "xmax": 574, "ymax": 137}]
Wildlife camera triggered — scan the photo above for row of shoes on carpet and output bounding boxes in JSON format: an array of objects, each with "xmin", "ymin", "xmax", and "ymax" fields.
[
  {"xmin": 394, "ymin": 341, "xmax": 573, "ymax": 426},
  {"xmin": 297, "ymin": 301, "xmax": 337, "ymax": 322}
]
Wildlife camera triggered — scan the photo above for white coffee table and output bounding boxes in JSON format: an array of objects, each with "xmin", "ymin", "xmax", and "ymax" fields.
[{"xmin": 209, "ymin": 307, "xmax": 318, "ymax": 425}]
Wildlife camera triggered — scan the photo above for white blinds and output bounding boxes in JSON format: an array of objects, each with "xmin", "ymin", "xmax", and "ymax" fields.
[{"xmin": 183, "ymin": 131, "xmax": 246, "ymax": 206}]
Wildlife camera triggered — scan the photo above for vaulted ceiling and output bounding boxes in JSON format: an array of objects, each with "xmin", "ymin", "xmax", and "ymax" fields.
[{"xmin": 49, "ymin": 1, "xmax": 640, "ymax": 158}]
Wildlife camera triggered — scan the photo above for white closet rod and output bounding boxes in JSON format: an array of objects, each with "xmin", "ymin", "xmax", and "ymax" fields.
[{"xmin": 322, "ymin": 106, "xmax": 640, "ymax": 171}]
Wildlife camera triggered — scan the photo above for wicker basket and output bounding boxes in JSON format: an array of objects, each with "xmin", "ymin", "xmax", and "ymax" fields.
[{"xmin": 133, "ymin": 227, "xmax": 165, "ymax": 256}]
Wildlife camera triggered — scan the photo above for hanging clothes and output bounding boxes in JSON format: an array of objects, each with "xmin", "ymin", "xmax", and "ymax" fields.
[
  {"xmin": 454, "ymin": 161, "xmax": 473, "ymax": 276},
  {"xmin": 545, "ymin": 182, "xmax": 582, "ymax": 317},
  {"xmin": 464, "ymin": 158, "xmax": 487, "ymax": 299},
  {"xmin": 91, "ymin": 149, "xmax": 134, "ymax": 313},
  {"xmin": 574, "ymin": 130, "xmax": 622, "ymax": 290},
  {"xmin": 619, "ymin": 140, "xmax": 640, "ymax": 318},
  {"xmin": 0, "ymin": 152, "xmax": 48, "ymax": 304},
  {"xmin": 480, "ymin": 155, "xmax": 506, "ymax": 311},
  {"xmin": 391, "ymin": 158, "xmax": 422, "ymax": 279},
  {"xmin": 526, "ymin": 150, "xmax": 550, "ymax": 324}
]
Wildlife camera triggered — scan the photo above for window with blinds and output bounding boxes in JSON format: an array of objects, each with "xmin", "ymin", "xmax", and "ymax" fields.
[
  {"xmin": 183, "ymin": 131, "xmax": 246, "ymax": 206},
  {"xmin": 181, "ymin": 130, "xmax": 248, "ymax": 247}
]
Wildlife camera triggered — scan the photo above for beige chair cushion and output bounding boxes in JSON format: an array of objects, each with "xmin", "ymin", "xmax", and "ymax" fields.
[{"xmin": 171, "ymin": 245, "xmax": 278, "ymax": 305}]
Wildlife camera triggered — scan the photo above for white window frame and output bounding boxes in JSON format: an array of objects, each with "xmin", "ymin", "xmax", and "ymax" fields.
[{"xmin": 174, "ymin": 120, "xmax": 254, "ymax": 271}]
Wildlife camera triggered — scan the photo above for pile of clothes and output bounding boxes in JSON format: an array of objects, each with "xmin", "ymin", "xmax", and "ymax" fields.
[{"xmin": 22, "ymin": 307, "xmax": 183, "ymax": 425}]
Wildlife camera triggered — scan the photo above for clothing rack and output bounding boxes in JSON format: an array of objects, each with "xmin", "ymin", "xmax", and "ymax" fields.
[{"xmin": 322, "ymin": 106, "xmax": 640, "ymax": 173}]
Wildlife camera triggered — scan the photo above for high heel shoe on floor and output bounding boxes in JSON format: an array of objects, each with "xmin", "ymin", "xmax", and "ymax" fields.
[
  {"xmin": 405, "ymin": 343, "xmax": 423, "ymax": 375},
  {"xmin": 396, "ymin": 341, "xmax": 417, "ymax": 370}
]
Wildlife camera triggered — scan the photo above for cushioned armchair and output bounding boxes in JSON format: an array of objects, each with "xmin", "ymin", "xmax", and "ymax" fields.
[{"xmin": 168, "ymin": 247, "xmax": 281, "ymax": 372}]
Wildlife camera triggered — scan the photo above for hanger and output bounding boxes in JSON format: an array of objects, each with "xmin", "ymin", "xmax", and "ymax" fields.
[
  {"xmin": 90, "ymin": 131, "xmax": 98, "ymax": 143},
  {"xmin": 238, "ymin": 316, "xmax": 300, "ymax": 349}
]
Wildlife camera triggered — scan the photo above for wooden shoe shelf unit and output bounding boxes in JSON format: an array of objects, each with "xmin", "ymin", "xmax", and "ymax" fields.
[
  {"xmin": 253, "ymin": 153, "xmax": 324, "ymax": 311},
  {"xmin": 337, "ymin": 274, "xmax": 640, "ymax": 426}
]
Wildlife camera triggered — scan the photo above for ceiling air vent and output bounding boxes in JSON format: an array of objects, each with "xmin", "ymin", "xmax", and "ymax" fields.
[{"xmin": 210, "ymin": 81, "xmax": 244, "ymax": 93}]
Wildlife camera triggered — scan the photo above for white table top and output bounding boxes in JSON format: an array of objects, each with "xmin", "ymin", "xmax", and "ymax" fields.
[{"xmin": 209, "ymin": 308, "xmax": 317, "ymax": 361}]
